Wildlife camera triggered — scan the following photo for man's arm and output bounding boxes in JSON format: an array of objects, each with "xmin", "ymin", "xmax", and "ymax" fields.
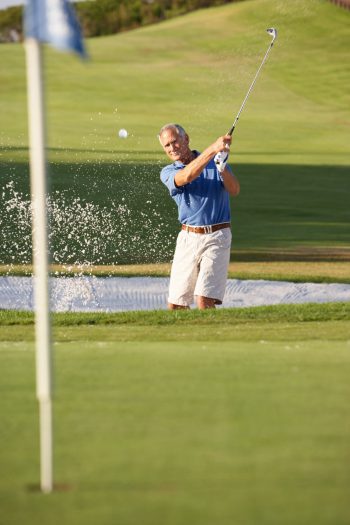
[
  {"xmin": 220, "ymin": 167, "xmax": 240, "ymax": 197},
  {"xmin": 174, "ymin": 135, "xmax": 232, "ymax": 187}
]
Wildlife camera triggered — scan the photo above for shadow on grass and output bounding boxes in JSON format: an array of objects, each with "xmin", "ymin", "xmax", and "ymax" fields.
[{"xmin": 0, "ymin": 160, "xmax": 349, "ymax": 264}]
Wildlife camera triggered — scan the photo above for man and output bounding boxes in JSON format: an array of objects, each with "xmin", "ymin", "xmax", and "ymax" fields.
[{"xmin": 159, "ymin": 123, "xmax": 240, "ymax": 310}]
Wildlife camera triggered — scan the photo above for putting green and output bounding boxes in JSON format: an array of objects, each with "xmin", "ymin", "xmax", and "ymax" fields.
[{"xmin": 1, "ymin": 338, "xmax": 350, "ymax": 524}]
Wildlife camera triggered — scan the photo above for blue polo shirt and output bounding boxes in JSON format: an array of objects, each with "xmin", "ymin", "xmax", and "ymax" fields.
[{"xmin": 160, "ymin": 151, "xmax": 231, "ymax": 226}]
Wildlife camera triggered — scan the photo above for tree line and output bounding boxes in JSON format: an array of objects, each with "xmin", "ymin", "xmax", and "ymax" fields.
[{"xmin": 0, "ymin": 0, "xmax": 243, "ymax": 43}]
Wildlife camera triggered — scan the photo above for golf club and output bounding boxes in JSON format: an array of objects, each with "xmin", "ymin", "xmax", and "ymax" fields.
[{"xmin": 215, "ymin": 27, "xmax": 277, "ymax": 172}]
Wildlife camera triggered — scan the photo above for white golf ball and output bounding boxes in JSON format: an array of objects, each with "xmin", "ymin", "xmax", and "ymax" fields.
[{"xmin": 118, "ymin": 128, "xmax": 128, "ymax": 139}]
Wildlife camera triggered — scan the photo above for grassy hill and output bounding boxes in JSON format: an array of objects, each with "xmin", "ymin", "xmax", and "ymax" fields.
[{"xmin": 0, "ymin": 0, "xmax": 349, "ymax": 265}]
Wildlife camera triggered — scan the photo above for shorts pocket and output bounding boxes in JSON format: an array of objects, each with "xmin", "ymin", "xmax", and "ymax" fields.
[{"xmin": 216, "ymin": 228, "xmax": 232, "ymax": 248}]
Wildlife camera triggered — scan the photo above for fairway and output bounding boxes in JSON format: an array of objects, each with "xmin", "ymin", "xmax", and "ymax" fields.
[
  {"xmin": 1, "ymin": 334, "xmax": 350, "ymax": 525},
  {"xmin": 1, "ymin": 0, "xmax": 350, "ymax": 268}
]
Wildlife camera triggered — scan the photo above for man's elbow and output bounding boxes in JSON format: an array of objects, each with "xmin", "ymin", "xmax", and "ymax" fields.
[{"xmin": 175, "ymin": 171, "xmax": 194, "ymax": 187}]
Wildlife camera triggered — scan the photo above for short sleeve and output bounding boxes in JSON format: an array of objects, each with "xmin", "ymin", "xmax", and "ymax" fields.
[{"xmin": 160, "ymin": 165, "xmax": 184, "ymax": 196}]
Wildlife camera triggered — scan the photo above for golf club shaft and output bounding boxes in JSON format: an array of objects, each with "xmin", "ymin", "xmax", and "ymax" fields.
[{"xmin": 227, "ymin": 39, "xmax": 275, "ymax": 136}]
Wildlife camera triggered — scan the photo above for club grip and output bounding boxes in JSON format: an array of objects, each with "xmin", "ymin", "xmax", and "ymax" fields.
[{"xmin": 214, "ymin": 151, "xmax": 229, "ymax": 173}]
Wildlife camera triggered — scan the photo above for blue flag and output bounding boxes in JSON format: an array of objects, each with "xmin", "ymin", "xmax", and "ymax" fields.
[{"xmin": 24, "ymin": 0, "xmax": 86, "ymax": 58}]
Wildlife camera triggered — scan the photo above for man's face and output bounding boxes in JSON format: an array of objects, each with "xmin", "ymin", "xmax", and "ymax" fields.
[{"xmin": 159, "ymin": 128, "xmax": 190, "ymax": 163}]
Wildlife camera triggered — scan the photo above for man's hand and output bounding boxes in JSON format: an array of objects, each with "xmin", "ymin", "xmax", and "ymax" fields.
[
  {"xmin": 174, "ymin": 134, "xmax": 232, "ymax": 187},
  {"xmin": 213, "ymin": 134, "xmax": 232, "ymax": 154},
  {"xmin": 214, "ymin": 151, "xmax": 229, "ymax": 173},
  {"xmin": 213, "ymin": 134, "xmax": 231, "ymax": 173}
]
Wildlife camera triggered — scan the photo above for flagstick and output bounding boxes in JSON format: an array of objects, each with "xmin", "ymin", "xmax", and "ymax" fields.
[{"xmin": 25, "ymin": 37, "xmax": 53, "ymax": 494}]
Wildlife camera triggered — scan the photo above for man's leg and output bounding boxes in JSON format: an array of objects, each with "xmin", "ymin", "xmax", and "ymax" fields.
[
  {"xmin": 194, "ymin": 228, "xmax": 232, "ymax": 309},
  {"xmin": 168, "ymin": 303, "xmax": 190, "ymax": 310},
  {"xmin": 168, "ymin": 231, "xmax": 198, "ymax": 309},
  {"xmin": 196, "ymin": 296, "xmax": 216, "ymax": 309}
]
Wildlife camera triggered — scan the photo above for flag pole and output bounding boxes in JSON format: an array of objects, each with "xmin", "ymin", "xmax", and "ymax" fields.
[
  {"xmin": 24, "ymin": 0, "xmax": 86, "ymax": 493},
  {"xmin": 25, "ymin": 36, "xmax": 53, "ymax": 494}
]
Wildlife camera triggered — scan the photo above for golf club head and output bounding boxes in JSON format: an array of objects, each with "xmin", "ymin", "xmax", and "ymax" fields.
[{"xmin": 267, "ymin": 28, "xmax": 277, "ymax": 41}]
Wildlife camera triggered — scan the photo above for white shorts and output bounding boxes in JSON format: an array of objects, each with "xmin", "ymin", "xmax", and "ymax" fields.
[{"xmin": 168, "ymin": 228, "xmax": 232, "ymax": 307}]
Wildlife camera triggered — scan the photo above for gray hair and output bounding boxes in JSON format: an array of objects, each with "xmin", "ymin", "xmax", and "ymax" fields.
[{"xmin": 158, "ymin": 123, "xmax": 187, "ymax": 141}]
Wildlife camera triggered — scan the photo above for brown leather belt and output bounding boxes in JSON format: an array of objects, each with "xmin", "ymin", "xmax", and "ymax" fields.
[{"xmin": 181, "ymin": 222, "xmax": 231, "ymax": 234}]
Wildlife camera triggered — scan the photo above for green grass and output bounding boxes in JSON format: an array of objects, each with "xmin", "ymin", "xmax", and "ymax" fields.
[
  {"xmin": 1, "ymin": 302, "xmax": 350, "ymax": 343},
  {"xmin": 1, "ymin": 260, "xmax": 350, "ymax": 284},
  {"xmin": 1, "ymin": 0, "xmax": 350, "ymax": 268},
  {"xmin": 1, "ymin": 335, "xmax": 350, "ymax": 524},
  {"xmin": 1, "ymin": 301, "xmax": 350, "ymax": 327},
  {"xmin": 1, "ymin": 307, "xmax": 350, "ymax": 524},
  {"xmin": 1, "ymin": 0, "xmax": 349, "ymax": 164},
  {"xmin": 1, "ymin": 2, "xmax": 350, "ymax": 521}
]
